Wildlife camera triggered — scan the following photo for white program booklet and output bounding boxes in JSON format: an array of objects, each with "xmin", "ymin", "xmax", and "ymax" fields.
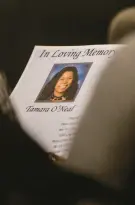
[{"xmin": 10, "ymin": 45, "xmax": 121, "ymax": 158}]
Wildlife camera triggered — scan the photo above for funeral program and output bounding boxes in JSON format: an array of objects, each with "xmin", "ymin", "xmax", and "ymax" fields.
[{"xmin": 10, "ymin": 45, "xmax": 121, "ymax": 158}]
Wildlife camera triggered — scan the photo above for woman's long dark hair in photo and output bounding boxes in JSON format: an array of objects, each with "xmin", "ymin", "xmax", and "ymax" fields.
[{"xmin": 36, "ymin": 66, "xmax": 79, "ymax": 101}]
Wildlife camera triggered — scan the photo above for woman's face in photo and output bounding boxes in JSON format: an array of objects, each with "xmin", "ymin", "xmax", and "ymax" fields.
[{"xmin": 55, "ymin": 71, "xmax": 74, "ymax": 94}]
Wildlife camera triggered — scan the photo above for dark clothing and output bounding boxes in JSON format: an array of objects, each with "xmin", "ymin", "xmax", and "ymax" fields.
[{"xmin": 0, "ymin": 99, "xmax": 121, "ymax": 205}]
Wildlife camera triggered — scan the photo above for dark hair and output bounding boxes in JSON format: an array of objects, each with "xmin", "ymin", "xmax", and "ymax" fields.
[{"xmin": 36, "ymin": 66, "xmax": 79, "ymax": 101}]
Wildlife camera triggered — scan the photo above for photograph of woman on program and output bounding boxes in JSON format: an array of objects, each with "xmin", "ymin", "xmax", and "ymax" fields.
[{"xmin": 35, "ymin": 63, "xmax": 92, "ymax": 102}]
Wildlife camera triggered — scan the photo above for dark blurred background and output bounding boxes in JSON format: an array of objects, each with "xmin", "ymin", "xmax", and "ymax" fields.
[{"xmin": 0, "ymin": 0, "xmax": 134, "ymax": 89}]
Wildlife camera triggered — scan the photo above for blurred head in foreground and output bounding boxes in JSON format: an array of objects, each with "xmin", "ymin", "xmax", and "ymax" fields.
[{"xmin": 108, "ymin": 7, "xmax": 135, "ymax": 43}]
